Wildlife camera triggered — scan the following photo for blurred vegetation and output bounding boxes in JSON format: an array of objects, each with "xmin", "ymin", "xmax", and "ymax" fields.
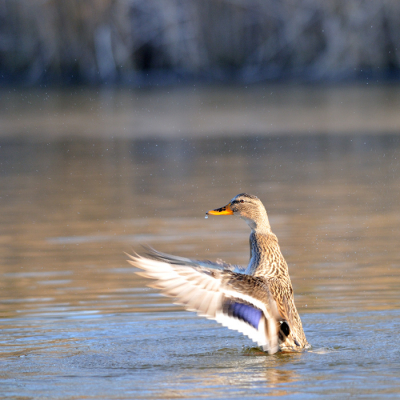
[{"xmin": 1, "ymin": 0, "xmax": 400, "ymax": 85}]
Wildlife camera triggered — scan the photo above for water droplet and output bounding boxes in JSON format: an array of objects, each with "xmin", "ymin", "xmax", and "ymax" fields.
[{"xmin": 204, "ymin": 214, "xmax": 208, "ymax": 219}]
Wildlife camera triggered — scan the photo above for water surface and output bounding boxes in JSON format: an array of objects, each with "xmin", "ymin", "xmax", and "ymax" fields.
[{"xmin": 1, "ymin": 91, "xmax": 400, "ymax": 398}]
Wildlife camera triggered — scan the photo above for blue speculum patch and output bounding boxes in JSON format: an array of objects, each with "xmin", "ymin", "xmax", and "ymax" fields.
[{"xmin": 228, "ymin": 302, "xmax": 262, "ymax": 329}]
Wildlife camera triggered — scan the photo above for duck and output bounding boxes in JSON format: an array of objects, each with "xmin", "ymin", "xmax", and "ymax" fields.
[{"xmin": 127, "ymin": 193, "xmax": 308, "ymax": 354}]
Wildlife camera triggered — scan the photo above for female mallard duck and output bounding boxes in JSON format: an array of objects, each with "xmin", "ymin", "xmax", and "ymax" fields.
[{"xmin": 127, "ymin": 193, "xmax": 308, "ymax": 354}]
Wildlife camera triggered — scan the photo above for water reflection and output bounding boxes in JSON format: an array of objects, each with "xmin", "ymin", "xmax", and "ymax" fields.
[
  {"xmin": 169, "ymin": 356, "xmax": 301, "ymax": 398},
  {"xmin": 1, "ymin": 135, "xmax": 399, "ymax": 318},
  {"xmin": 2, "ymin": 86, "xmax": 400, "ymax": 139},
  {"xmin": 0, "ymin": 134, "xmax": 400, "ymax": 398}
]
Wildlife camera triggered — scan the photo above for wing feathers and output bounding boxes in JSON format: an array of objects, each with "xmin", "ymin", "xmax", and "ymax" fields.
[
  {"xmin": 143, "ymin": 245, "xmax": 246, "ymax": 273},
  {"xmin": 127, "ymin": 252, "xmax": 280, "ymax": 354}
]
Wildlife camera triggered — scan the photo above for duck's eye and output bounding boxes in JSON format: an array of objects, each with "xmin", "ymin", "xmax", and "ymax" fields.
[{"xmin": 240, "ymin": 200, "xmax": 244, "ymax": 203}]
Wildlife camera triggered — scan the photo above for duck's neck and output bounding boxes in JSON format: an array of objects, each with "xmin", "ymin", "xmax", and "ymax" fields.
[
  {"xmin": 242, "ymin": 214, "xmax": 271, "ymax": 235},
  {"xmin": 245, "ymin": 230, "xmax": 287, "ymax": 277}
]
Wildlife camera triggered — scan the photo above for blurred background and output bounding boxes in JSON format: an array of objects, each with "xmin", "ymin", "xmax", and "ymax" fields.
[
  {"xmin": 1, "ymin": 2, "xmax": 400, "ymax": 398},
  {"xmin": 2, "ymin": 0, "xmax": 400, "ymax": 85},
  {"xmin": 2, "ymin": 0, "xmax": 400, "ymax": 138}
]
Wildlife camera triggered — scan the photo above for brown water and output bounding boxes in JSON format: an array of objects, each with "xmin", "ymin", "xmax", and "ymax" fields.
[{"xmin": 1, "ymin": 88, "xmax": 400, "ymax": 398}]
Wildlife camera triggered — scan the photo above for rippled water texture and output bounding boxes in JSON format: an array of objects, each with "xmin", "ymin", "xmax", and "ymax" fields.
[{"xmin": 1, "ymin": 87, "xmax": 400, "ymax": 398}]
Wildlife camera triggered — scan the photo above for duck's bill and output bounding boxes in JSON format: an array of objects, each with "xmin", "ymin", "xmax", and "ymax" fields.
[{"xmin": 206, "ymin": 203, "xmax": 234, "ymax": 215}]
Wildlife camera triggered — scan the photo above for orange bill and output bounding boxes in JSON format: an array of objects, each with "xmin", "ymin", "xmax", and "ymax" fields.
[{"xmin": 206, "ymin": 202, "xmax": 234, "ymax": 215}]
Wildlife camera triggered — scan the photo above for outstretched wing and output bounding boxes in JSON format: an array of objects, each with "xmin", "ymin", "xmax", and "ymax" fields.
[
  {"xmin": 143, "ymin": 245, "xmax": 246, "ymax": 273},
  {"xmin": 127, "ymin": 250, "xmax": 281, "ymax": 354}
]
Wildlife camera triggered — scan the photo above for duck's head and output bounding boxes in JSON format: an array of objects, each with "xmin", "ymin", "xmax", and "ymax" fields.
[{"xmin": 206, "ymin": 193, "xmax": 270, "ymax": 233}]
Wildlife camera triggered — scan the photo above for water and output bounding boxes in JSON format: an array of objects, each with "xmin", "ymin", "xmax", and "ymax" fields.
[{"xmin": 1, "ymin": 86, "xmax": 400, "ymax": 398}]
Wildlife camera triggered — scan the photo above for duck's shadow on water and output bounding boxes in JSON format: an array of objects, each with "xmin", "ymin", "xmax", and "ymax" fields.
[
  {"xmin": 231, "ymin": 345, "xmax": 341, "ymax": 393},
  {"xmin": 185, "ymin": 346, "xmax": 309, "ymax": 391},
  {"xmin": 242, "ymin": 345, "xmax": 313, "ymax": 356}
]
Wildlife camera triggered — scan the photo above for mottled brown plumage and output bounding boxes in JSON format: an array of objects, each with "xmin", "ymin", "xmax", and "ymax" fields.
[
  {"xmin": 211, "ymin": 193, "xmax": 307, "ymax": 349},
  {"xmin": 127, "ymin": 193, "xmax": 308, "ymax": 353}
]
